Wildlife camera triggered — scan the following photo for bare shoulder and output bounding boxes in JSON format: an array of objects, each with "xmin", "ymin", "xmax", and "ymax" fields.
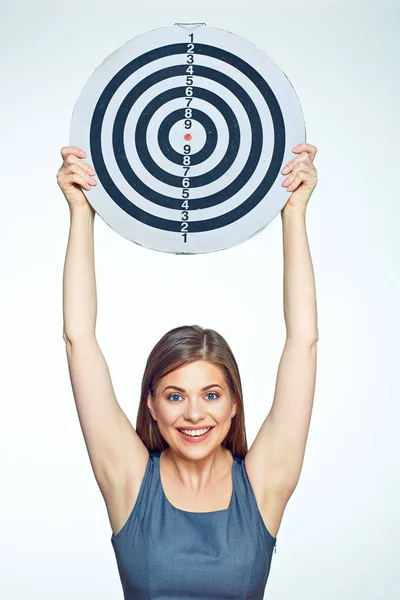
[
  {"xmin": 244, "ymin": 451, "xmax": 291, "ymax": 540},
  {"xmin": 103, "ymin": 442, "xmax": 150, "ymax": 538}
]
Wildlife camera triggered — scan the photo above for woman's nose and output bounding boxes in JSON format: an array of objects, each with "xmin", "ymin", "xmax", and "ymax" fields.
[{"xmin": 184, "ymin": 400, "xmax": 206, "ymax": 420}]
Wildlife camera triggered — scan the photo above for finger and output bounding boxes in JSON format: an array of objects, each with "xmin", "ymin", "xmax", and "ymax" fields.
[
  {"xmin": 285, "ymin": 172, "xmax": 304, "ymax": 191},
  {"xmin": 63, "ymin": 153, "xmax": 96, "ymax": 176},
  {"xmin": 293, "ymin": 143, "xmax": 317, "ymax": 159},
  {"xmin": 63, "ymin": 163, "xmax": 97, "ymax": 187},
  {"xmin": 281, "ymin": 152, "xmax": 311, "ymax": 175},
  {"xmin": 282, "ymin": 165, "xmax": 313, "ymax": 187},
  {"xmin": 63, "ymin": 171, "xmax": 94, "ymax": 192},
  {"xmin": 283, "ymin": 170, "xmax": 307, "ymax": 191},
  {"xmin": 60, "ymin": 146, "xmax": 87, "ymax": 160},
  {"xmin": 286, "ymin": 166, "xmax": 317, "ymax": 191}
]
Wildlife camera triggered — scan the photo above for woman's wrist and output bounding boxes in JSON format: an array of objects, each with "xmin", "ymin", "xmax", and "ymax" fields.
[
  {"xmin": 281, "ymin": 205, "xmax": 307, "ymax": 222},
  {"xmin": 69, "ymin": 202, "xmax": 95, "ymax": 221}
]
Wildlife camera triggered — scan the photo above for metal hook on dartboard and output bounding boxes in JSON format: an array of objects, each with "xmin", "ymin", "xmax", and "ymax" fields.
[{"xmin": 174, "ymin": 22, "xmax": 207, "ymax": 30}]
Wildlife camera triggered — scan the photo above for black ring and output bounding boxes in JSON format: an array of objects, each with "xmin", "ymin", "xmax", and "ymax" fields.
[{"xmin": 157, "ymin": 109, "xmax": 217, "ymax": 166}]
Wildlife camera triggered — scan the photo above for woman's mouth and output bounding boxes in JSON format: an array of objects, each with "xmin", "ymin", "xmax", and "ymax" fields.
[{"xmin": 176, "ymin": 427, "xmax": 214, "ymax": 443}]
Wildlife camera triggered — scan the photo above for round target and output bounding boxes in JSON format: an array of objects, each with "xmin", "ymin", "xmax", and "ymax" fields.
[{"xmin": 70, "ymin": 23, "xmax": 305, "ymax": 254}]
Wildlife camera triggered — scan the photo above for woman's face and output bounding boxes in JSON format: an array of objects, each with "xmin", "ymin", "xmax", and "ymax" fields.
[{"xmin": 147, "ymin": 360, "xmax": 237, "ymax": 453}]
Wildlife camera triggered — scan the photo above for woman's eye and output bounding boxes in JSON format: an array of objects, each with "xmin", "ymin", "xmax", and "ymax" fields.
[
  {"xmin": 206, "ymin": 392, "xmax": 219, "ymax": 401},
  {"xmin": 169, "ymin": 394, "xmax": 182, "ymax": 402}
]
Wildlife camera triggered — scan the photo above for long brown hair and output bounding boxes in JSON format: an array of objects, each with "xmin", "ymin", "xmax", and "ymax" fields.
[{"xmin": 136, "ymin": 325, "xmax": 248, "ymax": 459}]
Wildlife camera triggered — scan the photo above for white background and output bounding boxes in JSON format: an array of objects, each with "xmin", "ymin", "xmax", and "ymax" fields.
[{"xmin": 1, "ymin": 0, "xmax": 399, "ymax": 598}]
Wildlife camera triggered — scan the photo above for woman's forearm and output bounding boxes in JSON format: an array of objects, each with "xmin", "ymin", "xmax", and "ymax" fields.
[
  {"xmin": 63, "ymin": 205, "xmax": 97, "ymax": 343},
  {"xmin": 281, "ymin": 209, "xmax": 318, "ymax": 343}
]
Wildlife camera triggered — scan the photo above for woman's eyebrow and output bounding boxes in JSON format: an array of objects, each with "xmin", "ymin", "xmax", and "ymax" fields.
[{"xmin": 162, "ymin": 384, "xmax": 223, "ymax": 393}]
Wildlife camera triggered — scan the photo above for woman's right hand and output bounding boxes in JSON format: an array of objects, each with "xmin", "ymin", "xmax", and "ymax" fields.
[{"xmin": 57, "ymin": 146, "xmax": 98, "ymax": 210}]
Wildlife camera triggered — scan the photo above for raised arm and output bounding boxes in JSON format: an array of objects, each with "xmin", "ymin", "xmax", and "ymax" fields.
[
  {"xmin": 58, "ymin": 147, "xmax": 148, "ymax": 533},
  {"xmin": 245, "ymin": 143, "xmax": 319, "ymax": 538}
]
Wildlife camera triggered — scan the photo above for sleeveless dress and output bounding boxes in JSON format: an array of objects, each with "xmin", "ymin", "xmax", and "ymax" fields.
[{"xmin": 111, "ymin": 450, "xmax": 277, "ymax": 599}]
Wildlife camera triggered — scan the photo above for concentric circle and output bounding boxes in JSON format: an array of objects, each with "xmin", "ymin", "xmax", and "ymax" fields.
[
  {"xmin": 70, "ymin": 24, "xmax": 305, "ymax": 253},
  {"xmin": 157, "ymin": 111, "xmax": 217, "ymax": 165}
]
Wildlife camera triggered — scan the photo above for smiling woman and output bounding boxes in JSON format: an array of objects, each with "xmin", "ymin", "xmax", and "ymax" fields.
[
  {"xmin": 138, "ymin": 325, "xmax": 245, "ymax": 456},
  {"xmin": 60, "ymin": 138, "xmax": 319, "ymax": 599},
  {"xmin": 113, "ymin": 325, "xmax": 279, "ymax": 598}
]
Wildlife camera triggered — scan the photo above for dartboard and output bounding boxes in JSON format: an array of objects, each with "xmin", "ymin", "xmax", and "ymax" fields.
[{"xmin": 70, "ymin": 23, "xmax": 305, "ymax": 254}]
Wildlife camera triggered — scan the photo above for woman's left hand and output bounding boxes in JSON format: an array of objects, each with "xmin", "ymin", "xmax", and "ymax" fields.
[{"xmin": 280, "ymin": 142, "xmax": 318, "ymax": 215}]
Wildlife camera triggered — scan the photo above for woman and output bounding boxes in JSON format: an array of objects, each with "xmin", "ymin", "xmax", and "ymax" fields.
[{"xmin": 58, "ymin": 142, "xmax": 319, "ymax": 599}]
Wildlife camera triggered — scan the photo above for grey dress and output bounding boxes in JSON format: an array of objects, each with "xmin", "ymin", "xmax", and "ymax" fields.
[{"xmin": 111, "ymin": 450, "xmax": 277, "ymax": 599}]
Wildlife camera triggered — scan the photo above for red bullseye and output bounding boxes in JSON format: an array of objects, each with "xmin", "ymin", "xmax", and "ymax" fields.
[{"xmin": 184, "ymin": 134, "xmax": 192, "ymax": 141}]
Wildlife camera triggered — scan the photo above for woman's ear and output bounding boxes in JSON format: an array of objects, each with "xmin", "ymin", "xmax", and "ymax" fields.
[
  {"xmin": 147, "ymin": 392, "xmax": 157, "ymax": 421},
  {"xmin": 231, "ymin": 398, "xmax": 237, "ymax": 419}
]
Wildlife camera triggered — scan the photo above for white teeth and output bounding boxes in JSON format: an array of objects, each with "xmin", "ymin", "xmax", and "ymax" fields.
[{"xmin": 179, "ymin": 427, "xmax": 211, "ymax": 437}]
